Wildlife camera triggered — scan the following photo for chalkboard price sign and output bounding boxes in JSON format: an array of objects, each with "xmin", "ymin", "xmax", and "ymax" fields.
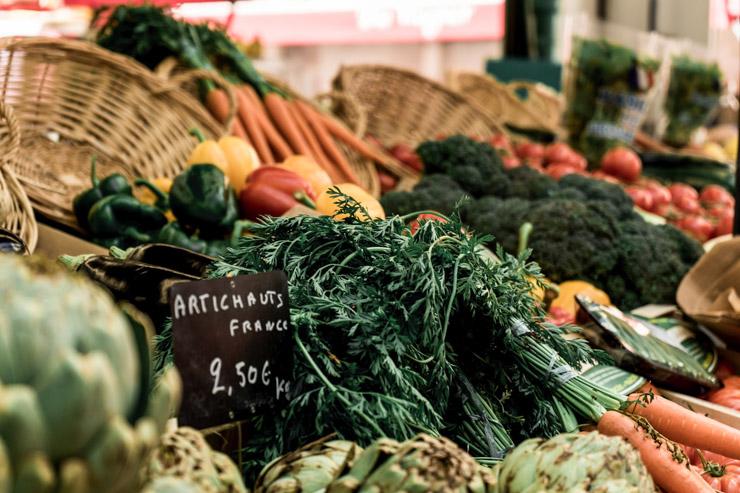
[{"xmin": 171, "ymin": 271, "xmax": 293, "ymax": 429}]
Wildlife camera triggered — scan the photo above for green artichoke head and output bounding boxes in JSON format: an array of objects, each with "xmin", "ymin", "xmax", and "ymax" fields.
[{"xmin": 0, "ymin": 255, "xmax": 181, "ymax": 493}]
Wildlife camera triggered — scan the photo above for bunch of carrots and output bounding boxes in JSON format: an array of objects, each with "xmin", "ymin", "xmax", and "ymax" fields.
[
  {"xmin": 207, "ymin": 84, "xmax": 390, "ymax": 189},
  {"xmin": 598, "ymin": 385, "xmax": 740, "ymax": 493}
]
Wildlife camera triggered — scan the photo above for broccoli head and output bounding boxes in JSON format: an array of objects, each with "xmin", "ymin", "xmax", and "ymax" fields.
[
  {"xmin": 557, "ymin": 174, "xmax": 634, "ymax": 220},
  {"xmin": 595, "ymin": 219, "xmax": 703, "ymax": 309},
  {"xmin": 504, "ymin": 166, "xmax": 558, "ymax": 200},
  {"xmin": 416, "ymin": 135, "xmax": 509, "ymax": 197},
  {"xmin": 463, "ymin": 197, "xmax": 532, "ymax": 254},
  {"xmin": 381, "ymin": 174, "xmax": 468, "ymax": 217}
]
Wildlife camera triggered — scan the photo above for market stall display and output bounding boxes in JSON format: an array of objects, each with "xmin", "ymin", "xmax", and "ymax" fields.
[{"xmin": 0, "ymin": 7, "xmax": 738, "ymax": 493}]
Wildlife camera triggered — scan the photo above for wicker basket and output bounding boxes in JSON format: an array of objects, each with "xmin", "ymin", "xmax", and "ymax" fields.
[
  {"xmin": 448, "ymin": 71, "xmax": 564, "ymax": 136},
  {"xmin": 333, "ymin": 65, "xmax": 507, "ymax": 148},
  {"xmin": 0, "ymin": 100, "xmax": 37, "ymax": 251},
  {"xmin": 0, "ymin": 37, "xmax": 235, "ymax": 228}
]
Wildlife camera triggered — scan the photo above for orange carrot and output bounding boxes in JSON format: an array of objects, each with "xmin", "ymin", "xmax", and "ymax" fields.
[
  {"xmin": 242, "ymin": 86, "xmax": 292, "ymax": 160},
  {"xmin": 313, "ymin": 108, "xmax": 393, "ymax": 166},
  {"xmin": 231, "ymin": 118, "xmax": 249, "ymax": 141},
  {"xmin": 628, "ymin": 392, "xmax": 740, "ymax": 460},
  {"xmin": 236, "ymin": 89, "xmax": 273, "ymax": 164},
  {"xmin": 205, "ymin": 89, "xmax": 232, "ymax": 124},
  {"xmin": 263, "ymin": 92, "xmax": 312, "ymax": 156},
  {"xmin": 295, "ymin": 100, "xmax": 359, "ymax": 185},
  {"xmin": 288, "ymin": 100, "xmax": 329, "ymax": 166},
  {"xmin": 598, "ymin": 411, "xmax": 714, "ymax": 493}
]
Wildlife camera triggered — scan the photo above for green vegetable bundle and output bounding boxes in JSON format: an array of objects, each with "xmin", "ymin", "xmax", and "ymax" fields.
[
  {"xmin": 564, "ymin": 38, "xmax": 659, "ymax": 162},
  {"xmin": 663, "ymin": 56, "xmax": 722, "ymax": 147},
  {"xmin": 157, "ymin": 193, "xmax": 621, "ymax": 479},
  {"xmin": 0, "ymin": 255, "xmax": 181, "ymax": 493}
]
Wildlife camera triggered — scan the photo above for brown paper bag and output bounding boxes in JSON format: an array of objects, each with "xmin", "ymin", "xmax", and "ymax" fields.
[{"xmin": 677, "ymin": 237, "xmax": 740, "ymax": 347}]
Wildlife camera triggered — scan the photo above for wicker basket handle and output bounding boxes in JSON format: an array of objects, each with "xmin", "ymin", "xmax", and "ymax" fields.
[
  {"xmin": 154, "ymin": 67, "xmax": 237, "ymax": 136},
  {"xmin": 315, "ymin": 91, "xmax": 368, "ymax": 138},
  {"xmin": 0, "ymin": 100, "xmax": 21, "ymax": 171}
]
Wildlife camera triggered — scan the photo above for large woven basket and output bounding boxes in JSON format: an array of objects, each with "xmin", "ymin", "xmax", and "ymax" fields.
[
  {"xmin": 0, "ymin": 100, "xmax": 37, "ymax": 251},
  {"xmin": 448, "ymin": 71, "xmax": 563, "ymax": 136},
  {"xmin": 333, "ymin": 65, "xmax": 507, "ymax": 148},
  {"xmin": 0, "ymin": 37, "xmax": 234, "ymax": 228}
]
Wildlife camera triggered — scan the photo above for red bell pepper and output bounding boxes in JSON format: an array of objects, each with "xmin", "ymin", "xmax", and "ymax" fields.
[{"xmin": 239, "ymin": 166, "xmax": 316, "ymax": 220}]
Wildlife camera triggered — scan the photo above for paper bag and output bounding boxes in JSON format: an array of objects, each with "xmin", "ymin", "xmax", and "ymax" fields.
[{"xmin": 677, "ymin": 237, "xmax": 740, "ymax": 347}]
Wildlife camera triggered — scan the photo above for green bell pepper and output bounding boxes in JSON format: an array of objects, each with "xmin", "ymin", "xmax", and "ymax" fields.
[
  {"xmin": 73, "ymin": 156, "xmax": 133, "ymax": 228},
  {"xmin": 87, "ymin": 194, "xmax": 167, "ymax": 244},
  {"xmin": 157, "ymin": 222, "xmax": 208, "ymax": 253},
  {"xmin": 169, "ymin": 164, "xmax": 237, "ymax": 235}
]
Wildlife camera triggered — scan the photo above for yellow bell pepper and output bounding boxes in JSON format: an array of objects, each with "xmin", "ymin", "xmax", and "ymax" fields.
[
  {"xmin": 187, "ymin": 128, "xmax": 229, "ymax": 174},
  {"xmin": 316, "ymin": 183, "xmax": 385, "ymax": 221},
  {"xmin": 219, "ymin": 136, "xmax": 260, "ymax": 194},
  {"xmin": 277, "ymin": 155, "xmax": 332, "ymax": 197},
  {"xmin": 550, "ymin": 280, "xmax": 611, "ymax": 317}
]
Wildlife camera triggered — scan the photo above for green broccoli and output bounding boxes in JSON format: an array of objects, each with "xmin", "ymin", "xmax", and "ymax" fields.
[
  {"xmin": 416, "ymin": 135, "xmax": 509, "ymax": 197},
  {"xmin": 463, "ymin": 197, "xmax": 532, "ymax": 254},
  {"xmin": 504, "ymin": 166, "xmax": 558, "ymax": 200},
  {"xmin": 381, "ymin": 175, "xmax": 469, "ymax": 217},
  {"xmin": 557, "ymin": 174, "xmax": 635, "ymax": 219},
  {"xmin": 595, "ymin": 219, "xmax": 704, "ymax": 309}
]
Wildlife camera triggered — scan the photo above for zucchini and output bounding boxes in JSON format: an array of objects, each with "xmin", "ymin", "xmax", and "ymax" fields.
[{"xmin": 639, "ymin": 151, "xmax": 736, "ymax": 192}]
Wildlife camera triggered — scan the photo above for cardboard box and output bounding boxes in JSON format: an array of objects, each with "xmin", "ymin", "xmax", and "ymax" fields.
[{"xmin": 35, "ymin": 222, "xmax": 106, "ymax": 259}]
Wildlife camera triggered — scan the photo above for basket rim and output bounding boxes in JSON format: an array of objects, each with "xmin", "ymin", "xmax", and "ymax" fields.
[
  {"xmin": 335, "ymin": 63, "xmax": 508, "ymax": 136},
  {"xmin": 0, "ymin": 36, "xmax": 228, "ymax": 138}
]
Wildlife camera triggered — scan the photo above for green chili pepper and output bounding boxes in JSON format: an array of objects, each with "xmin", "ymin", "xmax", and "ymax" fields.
[
  {"xmin": 87, "ymin": 194, "xmax": 167, "ymax": 243},
  {"xmin": 73, "ymin": 156, "xmax": 105, "ymax": 228},
  {"xmin": 169, "ymin": 164, "xmax": 238, "ymax": 234},
  {"xmin": 135, "ymin": 178, "xmax": 169, "ymax": 211},
  {"xmin": 157, "ymin": 222, "xmax": 208, "ymax": 253}
]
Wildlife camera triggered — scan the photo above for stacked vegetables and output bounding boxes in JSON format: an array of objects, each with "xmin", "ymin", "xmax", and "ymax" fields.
[
  {"xmin": 94, "ymin": 6, "xmax": 397, "ymax": 190},
  {"xmin": 381, "ymin": 135, "xmax": 704, "ymax": 310}
]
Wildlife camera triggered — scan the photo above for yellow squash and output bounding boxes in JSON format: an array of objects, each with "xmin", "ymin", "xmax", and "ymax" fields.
[
  {"xmin": 550, "ymin": 280, "xmax": 611, "ymax": 317},
  {"xmin": 277, "ymin": 155, "xmax": 333, "ymax": 197},
  {"xmin": 316, "ymin": 183, "xmax": 385, "ymax": 221},
  {"xmin": 219, "ymin": 136, "xmax": 260, "ymax": 194}
]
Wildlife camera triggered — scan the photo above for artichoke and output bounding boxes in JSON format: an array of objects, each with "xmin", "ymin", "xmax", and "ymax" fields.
[
  {"xmin": 494, "ymin": 432, "xmax": 657, "ymax": 492},
  {"xmin": 254, "ymin": 434, "xmax": 498, "ymax": 493},
  {"xmin": 141, "ymin": 427, "xmax": 247, "ymax": 493},
  {"xmin": 0, "ymin": 255, "xmax": 181, "ymax": 493}
]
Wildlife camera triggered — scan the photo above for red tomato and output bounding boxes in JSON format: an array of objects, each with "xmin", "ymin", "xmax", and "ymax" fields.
[
  {"xmin": 502, "ymin": 155, "xmax": 522, "ymax": 169},
  {"xmin": 378, "ymin": 171, "xmax": 398, "ymax": 193},
  {"xmin": 645, "ymin": 182, "xmax": 672, "ymax": 207},
  {"xmin": 544, "ymin": 142, "xmax": 573, "ymax": 164},
  {"xmin": 625, "ymin": 186, "xmax": 655, "ymax": 212},
  {"xmin": 546, "ymin": 163, "xmax": 580, "ymax": 180},
  {"xmin": 600, "ymin": 147, "xmax": 642, "ymax": 182},
  {"xmin": 674, "ymin": 195, "xmax": 702, "ymax": 214},
  {"xmin": 701, "ymin": 185, "xmax": 735, "ymax": 207},
  {"xmin": 676, "ymin": 215, "xmax": 714, "ymax": 242},
  {"xmin": 591, "ymin": 170, "xmax": 622, "ymax": 184},
  {"xmin": 489, "ymin": 133, "xmax": 510, "ymax": 150},
  {"xmin": 715, "ymin": 211, "xmax": 734, "ymax": 237},
  {"xmin": 390, "ymin": 143, "xmax": 423, "ymax": 172},
  {"xmin": 722, "ymin": 474, "xmax": 740, "ymax": 493},
  {"xmin": 547, "ymin": 306, "xmax": 575, "ymax": 326},
  {"xmin": 669, "ymin": 183, "xmax": 699, "ymax": 203},
  {"xmin": 409, "ymin": 213, "xmax": 447, "ymax": 235},
  {"xmin": 515, "ymin": 142, "xmax": 545, "ymax": 161},
  {"xmin": 564, "ymin": 151, "xmax": 588, "ymax": 170}
]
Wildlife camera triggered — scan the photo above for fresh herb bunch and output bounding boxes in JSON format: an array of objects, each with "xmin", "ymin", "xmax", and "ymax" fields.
[{"xmin": 157, "ymin": 192, "xmax": 618, "ymax": 478}]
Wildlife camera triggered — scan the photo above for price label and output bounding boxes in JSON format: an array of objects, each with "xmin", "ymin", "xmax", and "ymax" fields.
[{"xmin": 171, "ymin": 271, "xmax": 293, "ymax": 429}]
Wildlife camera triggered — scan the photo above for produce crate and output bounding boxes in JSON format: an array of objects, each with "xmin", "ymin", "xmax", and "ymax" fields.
[
  {"xmin": 0, "ymin": 37, "xmax": 233, "ymax": 229},
  {"xmin": 0, "ymin": 100, "xmax": 37, "ymax": 251},
  {"xmin": 332, "ymin": 64, "xmax": 506, "ymax": 149}
]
